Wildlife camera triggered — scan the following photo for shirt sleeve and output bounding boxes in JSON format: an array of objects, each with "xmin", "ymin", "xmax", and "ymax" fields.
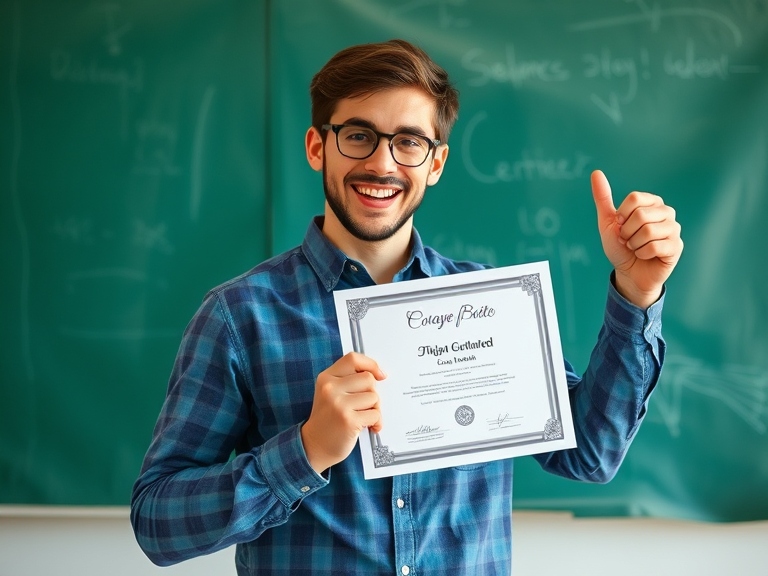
[
  {"xmin": 130, "ymin": 292, "xmax": 328, "ymax": 566},
  {"xmin": 532, "ymin": 275, "xmax": 666, "ymax": 483}
]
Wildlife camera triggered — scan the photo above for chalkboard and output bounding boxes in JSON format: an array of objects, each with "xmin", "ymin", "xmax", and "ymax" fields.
[
  {"xmin": 1, "ymin": 1, "xmax": 269, "ymax": 504},
  {"xmin": 2, "ymin": 0, "xmax": 767, "ymax": 522}
]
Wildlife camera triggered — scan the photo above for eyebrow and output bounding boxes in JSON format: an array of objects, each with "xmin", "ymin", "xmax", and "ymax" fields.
[{"xmin": 341, "ymin": 117, "xmax": 432, "ymax": 139}]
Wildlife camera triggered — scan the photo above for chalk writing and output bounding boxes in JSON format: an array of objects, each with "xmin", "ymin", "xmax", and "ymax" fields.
[
  {"xmin": 457, "ymin": 3, "xmax": 758, "ymax": 124},
  {"xmin": 50, "ymin": 50, "xmax": 144, "ymax": 93},
  {"xmin": 98, "ymin": 2, "xmax": 132, "ymax": 56},
  {"xmin": 517, "ymin": 206, "xmax": 561, "ymax": 238},
  {"xmin": 52, "ymin": 216, "xmax": 175, "ymax": 256},
  {"xmin": 131, "ymin": 220, "xmax": 175, "ymax": 255},
  {"xmin": 514, "ymin": 238, "xmax": 591, "ymax": 345},
  {"xmin": 652, "ymin": 355, "xmax": 768, "ymax": 436},
  {"xmin": 516, "ymin": 206, "xmax": 591, "ymax": 344},
  {"xmin": 664, "ymin": 40, "xmax": 729, "ymax": 79},
  {"xmin": 462, "ymin": 45, "xmax": 570, "ymax": 88},
  {"xmin": 583, "ymin": 47, "xmax": 647, "ymax": 101},
  {"xmin": 569, "ymin": 2, "xmax": 744, "ymax": 47},
  {"xmin": 461, "ymin": 112, "xmax": 591, "ymax": 184},
  {"xmin": 133, "ymin": 118, "xmax": 181, "ymax": 176}
]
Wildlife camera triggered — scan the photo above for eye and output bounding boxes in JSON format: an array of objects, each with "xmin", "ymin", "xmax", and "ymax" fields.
[
  {"xmin": 394, "ymin": 134, "xmax": 428, "ymax": 151},
  {"xmin": 341, "ymin": 127, "xmax": 375, "ymax": 145}
]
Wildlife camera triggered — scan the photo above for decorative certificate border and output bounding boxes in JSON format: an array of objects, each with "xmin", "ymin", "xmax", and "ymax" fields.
[{"xmin": 343, "ymin": 273, "xmax": 565, "ymax": 469}]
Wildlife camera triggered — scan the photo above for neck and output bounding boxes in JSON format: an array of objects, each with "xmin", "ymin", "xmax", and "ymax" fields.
[{"xmin": 321, "ymin": 212, "xmax": 413, "ymax": 285}]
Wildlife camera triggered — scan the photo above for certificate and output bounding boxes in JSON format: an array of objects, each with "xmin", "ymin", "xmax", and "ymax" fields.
[{"xmin": 333, "ymin": 261, "xmax": 576, "ymax": 479}]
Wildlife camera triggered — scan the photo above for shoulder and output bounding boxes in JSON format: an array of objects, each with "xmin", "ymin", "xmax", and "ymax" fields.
[
  {"xmin": 421, "ymin": 245, "xmax": 492, "ymax": 276},
  {"xmin": 203, "ymin": 246, "xmax": 312, "ymax": 307}
]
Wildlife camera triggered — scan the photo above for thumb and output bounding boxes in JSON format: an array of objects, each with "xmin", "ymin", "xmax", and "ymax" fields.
[{"xmin": 590, "ymin": 169, "xmax": 616, "ymax": 227}]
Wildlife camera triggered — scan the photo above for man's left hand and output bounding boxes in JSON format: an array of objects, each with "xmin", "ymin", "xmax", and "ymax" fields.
[{"xmin": 591, "ymin": 169, "xmax": 684, "ymax": 309}]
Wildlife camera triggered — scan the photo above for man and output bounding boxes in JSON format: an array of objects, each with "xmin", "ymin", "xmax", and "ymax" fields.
[{"xmin": 131, "ymin": 39, "xmax": 683, "ymax": 575}]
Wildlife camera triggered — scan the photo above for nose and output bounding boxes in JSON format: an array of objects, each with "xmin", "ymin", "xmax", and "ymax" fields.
[{"xmin": 364, "ymin": 137, "xmax": 398, "ymax": 174}]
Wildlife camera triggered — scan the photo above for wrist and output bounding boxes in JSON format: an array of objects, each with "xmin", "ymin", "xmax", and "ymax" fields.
[
  {"xmin": 612, "ymin": 272, "xmax": 661, "ymax": 310},
  {"xmin": 300, "ymin": 421, "xmax": 333, "ymax": 474}
]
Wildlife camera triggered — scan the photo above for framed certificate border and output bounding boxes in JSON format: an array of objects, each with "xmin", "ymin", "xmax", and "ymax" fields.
[{"xmin": 341, "ymin": 271, "xmax": 566, "ymax": 470}]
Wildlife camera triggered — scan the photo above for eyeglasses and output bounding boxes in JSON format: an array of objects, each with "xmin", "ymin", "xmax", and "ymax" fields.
[{"xmin": 322, "ymin": 124, "xmax": 440, "ymax": 168}]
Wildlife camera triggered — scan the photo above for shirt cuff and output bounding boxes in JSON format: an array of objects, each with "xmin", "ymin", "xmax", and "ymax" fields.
[
  {"xmin": 605, "ymin": 273, "xmax": 665, "ymax": 345},
  {"xmin": 257, "ymin": 423, "xmax": 329, "ymax": 509}
]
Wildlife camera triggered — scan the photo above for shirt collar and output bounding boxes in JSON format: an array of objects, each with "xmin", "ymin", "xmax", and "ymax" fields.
[{"xmin": 301, "ymin": 216, "xmax": 433, "ymax": 291}]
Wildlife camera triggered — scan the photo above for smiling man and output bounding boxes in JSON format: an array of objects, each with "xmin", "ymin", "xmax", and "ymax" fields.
[{"xmin": 131, "ymin": 39, "xmax": 683, "ymax": 576}]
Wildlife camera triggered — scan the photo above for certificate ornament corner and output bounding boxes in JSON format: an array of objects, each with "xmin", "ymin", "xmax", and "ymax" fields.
[
  {"xmin": 346, "ymin": 298, "xmax": 370, "ymax": 321},
  {"xmin": 544, "ymin": 418, "xmax": 564, "ymax": 440},
  {"xmin": 373, "ymin": 445, "xmax": 395, "ymax": 467},
  {"xmin": 521, "ymin": 273, "xmax": 542, "ymax": 296}
]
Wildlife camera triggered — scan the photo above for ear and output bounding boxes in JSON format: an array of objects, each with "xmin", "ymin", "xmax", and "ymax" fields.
[
  {"xmin": 305, "ymin": 126, "xmax": 324, "ymax": 171},
  {"xmin": 426, "ymin": 144, "xmax": 449, "ymax": 186}
]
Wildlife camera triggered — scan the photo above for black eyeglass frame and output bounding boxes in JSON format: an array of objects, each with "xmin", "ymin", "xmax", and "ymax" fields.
[{"xmin": 321, "ymin": 123, "xmax": 441, "ymax": 168}]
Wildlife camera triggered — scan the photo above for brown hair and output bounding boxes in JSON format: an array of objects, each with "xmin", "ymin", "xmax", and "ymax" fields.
[{"xmin": 309, "ymin": 39, "xmax": 459, "ymax": 142}]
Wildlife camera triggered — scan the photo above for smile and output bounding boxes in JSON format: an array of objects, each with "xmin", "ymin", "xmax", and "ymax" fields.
[{"xmin": 353, "ymin": 186, "xmax": 401, "ymax": 199}]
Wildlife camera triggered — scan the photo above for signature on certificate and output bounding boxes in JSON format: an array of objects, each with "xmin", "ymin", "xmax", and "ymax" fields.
[
  {"xmin": 488, "ymin": 412, "xmax": 523, "ymax": 431},
  {"xmin": 406, "ymin": 424, "xmax": 441, "ymax": 436},
  {"xmin": 404, "ymin": 424, "xmax": 445, "ymax": 445}
]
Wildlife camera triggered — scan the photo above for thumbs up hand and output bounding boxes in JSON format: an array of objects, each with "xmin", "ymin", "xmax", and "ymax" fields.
[{"xmin": 591, "ymin": 170, "xmax": 684, "ymax": 309}]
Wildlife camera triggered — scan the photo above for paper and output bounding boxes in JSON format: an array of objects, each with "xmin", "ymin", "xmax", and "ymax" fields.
[{"xmin": 333, "ymin": 261, "xmax": 576, "ymax": 479}]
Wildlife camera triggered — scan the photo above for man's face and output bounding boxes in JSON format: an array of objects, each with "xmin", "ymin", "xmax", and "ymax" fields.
[{"xmin": 308, "ymin": 86, "xmax": 448, "ymax": 243}]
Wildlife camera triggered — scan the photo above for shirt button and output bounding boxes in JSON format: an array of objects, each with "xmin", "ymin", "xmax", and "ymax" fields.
[
  {"xmin": 300, "ymin": 486, "xmax": 310, "ymax": 493},
  {"xmin": 396, "ymin": 498, "xmax": 405, "ymax": 509},
  {"xmin": 349, "ymin": 264, "xmax": 359, "ymax": 272},
  {"xmin": 401, "ymin": 566, "xmax": 410, "ymax": 576}
]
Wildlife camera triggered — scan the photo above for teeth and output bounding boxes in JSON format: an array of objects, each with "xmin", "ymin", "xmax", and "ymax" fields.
[{"xmin": 356, "ymin": 186, "xmax": 398, "ymax": 199}]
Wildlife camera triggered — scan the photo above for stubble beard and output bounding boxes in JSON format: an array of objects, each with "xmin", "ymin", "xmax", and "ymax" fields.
[{"xmin": 322, "ymin": 162, "xmax": 426, "ymax": 243}]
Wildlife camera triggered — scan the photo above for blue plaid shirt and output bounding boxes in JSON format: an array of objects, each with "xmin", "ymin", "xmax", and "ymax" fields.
[{"xmin": 131, "ymin": 217, "xmax": 665, "ymax": 575}]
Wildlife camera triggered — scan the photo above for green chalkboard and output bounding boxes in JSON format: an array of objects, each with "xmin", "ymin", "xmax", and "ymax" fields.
[
  {"xmin": 2, "ymin": 0, "xmax": 767, "ymax": 522},
  {"xmin": 1, "ymin": 0, "xmax": 269, "ymax": 504}
]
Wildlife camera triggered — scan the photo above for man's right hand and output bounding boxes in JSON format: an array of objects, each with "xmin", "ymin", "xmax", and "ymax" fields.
[{"xmin": 300, "ymin": 352, "xmax": 386, "ymax": 474}]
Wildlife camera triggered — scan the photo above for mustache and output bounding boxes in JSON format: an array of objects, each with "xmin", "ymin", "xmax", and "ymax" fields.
[{"xmin": 344, "ymin": 173, "xmax": 409, "ymax": 190}]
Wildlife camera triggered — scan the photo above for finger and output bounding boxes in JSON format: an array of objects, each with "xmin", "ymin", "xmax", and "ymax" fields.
[
  {"xmin": 368, "ymin": 417, "xmax": 383, "ymax": 434},
  {"xmin": 358, "ymin": 407, "xmax": 382, "ymax": 432},
  {"xmin": 369, "ymin": 399, "xmax": 383, "ymax": 433},
  {"xmin": 590, "ymin": 169, "xmax": 617, "ymax": 227},
  {"xmin": 624, "ymin": 217, "xmax": 680, "ymax": 252},
  {"xmin": 619, "ymin": 204, "xmax": 676, "ymax": 247},
  {"xmin": 344, "ymin": 389, "xmax": 380, "ymax": 411},
  {"xmin": 332, "ymin": 351, "xmax": 387, "ymax": 381},
  {"xmin": 616, "ymin": 191, "xmax": 665, "ymax": 228},
  {"xmin": 631, "ymin": 234, "xmax": 684, "ymax": 263}
]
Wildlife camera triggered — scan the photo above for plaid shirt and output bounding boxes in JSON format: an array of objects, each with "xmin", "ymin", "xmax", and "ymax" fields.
[{"xmin": 131, "ymin": 217, "xmax": 665, "ymax": 575}]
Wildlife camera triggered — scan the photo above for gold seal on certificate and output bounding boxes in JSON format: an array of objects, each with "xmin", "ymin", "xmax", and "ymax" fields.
[{"xmin": 333, "ymin": 261, "xmax": 576, "ymax": 479}]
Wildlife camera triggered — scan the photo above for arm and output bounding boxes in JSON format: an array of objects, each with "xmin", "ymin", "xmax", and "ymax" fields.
[
  {"xmin": 534, "ymin": 170, "xmax": 682, "ymax": 482},
  {"xmin": 533, "ymin": 277, "xmax": 665, "ymax": 482},
  {"xmin": 130, "ymin": 294, "xmax": 327, "ymax": 566}
]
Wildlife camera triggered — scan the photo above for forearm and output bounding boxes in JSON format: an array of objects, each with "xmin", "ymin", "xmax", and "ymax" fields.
[{"xmin": 130, "ymin": 423, "xmax": 327, "ymax": 565}]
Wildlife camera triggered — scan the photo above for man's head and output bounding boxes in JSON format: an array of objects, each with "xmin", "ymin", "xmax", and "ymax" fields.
[
  {"xmin": 306, "ymin": 40, "xmax": 457, "ymax": 257},
  {"xmin": 310, "ymin": 39, "xmax": 459, "ymax": 143}
]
